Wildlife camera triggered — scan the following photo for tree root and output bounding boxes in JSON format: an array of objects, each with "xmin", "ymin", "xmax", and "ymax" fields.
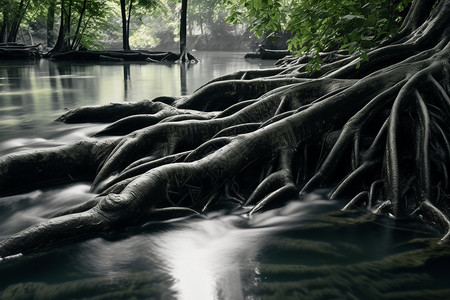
[
  {"xmin": 57, "ymin": 99, "xmax": 175, "ymax": 123},
  {"xmin": 0, "ymin": 139, "xmax": 118, "ymax": 192},
  {"xmin": 245, "ymin": 149, "xmax": 298, "ymax": 215}
]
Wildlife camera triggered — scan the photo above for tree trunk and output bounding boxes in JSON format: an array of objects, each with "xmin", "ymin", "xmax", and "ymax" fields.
[
  {"xmin": 66, "ymin": 0, "xmax": 73, "ymax": 48},
  {"xmin": 0, "ymin": 3, "xmax": 12, "ymax": 43},
  {"xmin": 0, "ymin": 21, "xmax": 7, "ymax": 43},
  {"xmin": 127, "ymin": 0, "xmax": 133, "ymax": 48},
  {"xmin": 27, "ymin": 26, "xmax": 33, "ymax": 45},
  {"xmin": 71, "ymin": 0, "xmax": 87, "ymax": 50},
  {"xmin": 120, "ymin": 0, "xmax": 131, "ymax": 51},
  {"xmin": 7, "ymin": 0, "xmax": 30, "ymax": 43},
  {"xmin": 179, "ymin": 0, "xmax": 187, "ymax": 59},
  {"xmin": 47, "ymin": 0, "xmax": 56, "ymax": 47},
  {"xmin": 52, "ymin": 0, "xmax": 69, "ymax": 53}
]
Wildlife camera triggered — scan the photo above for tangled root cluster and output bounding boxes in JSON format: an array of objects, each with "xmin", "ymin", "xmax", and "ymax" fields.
[{"xmin": 0, "ymin": 0, "xmax": 449, "ymax": 257}]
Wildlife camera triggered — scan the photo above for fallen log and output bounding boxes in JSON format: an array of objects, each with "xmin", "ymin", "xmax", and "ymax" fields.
[
  {"xmin": 0, "ymin": 43, "xmax": 42, "ymax": 59},
  {"xmin": 48, "ymin": 50, "xmax": 186, "ymax": 63}
]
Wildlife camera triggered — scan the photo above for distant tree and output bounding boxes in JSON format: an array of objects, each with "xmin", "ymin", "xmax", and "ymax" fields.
[
  {"xmin": 0, "ymin": 1, "xmax": 10, "ymax": 42},
  {"xmin": 177, "ymin": 0, "xmax": 198, "ymax": 62},
  {"xmin": 179, "ymin": 0, "xmax": 187, "ymax": 56},
  {"xmin": 0, "ymin": 0, "xmax": 34, "ymax": 43},
  {"xmin": 52, "ymin": 0, "xmax": 72, "ymax": 52},
  {"xmin": 119, "ymin": 0, "xmax": 131, "ymax": 50},
  {"xmin": 119, "ymin": 0, "xmax": 161, "ymax": 51},
  {"xmin": 52, "ymin": 0, "xmax": 111, "ymax": 53},
  {"xmin": 187, "ymin": 0, "xmax": 224, "ymax": 35},
  {"xmin": 120, "ymin": 0, "xmax": 244, "ymax": 51},
  {"xmin": 46, "ymin": 0, "xmax": 57, "ymax": 47}
]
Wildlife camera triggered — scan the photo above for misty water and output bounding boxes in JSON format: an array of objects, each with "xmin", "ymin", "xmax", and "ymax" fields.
[{"xmin": 1, "ymin": 52, "xmax": 449, "ymax": 299}]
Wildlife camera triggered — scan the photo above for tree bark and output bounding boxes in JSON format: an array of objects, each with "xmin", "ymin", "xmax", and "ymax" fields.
[
  {"xmin": 67, "ymin": 0, "xmax": 72, "ymax": 41},
  {"xmin": 179, "ymin": 0, "xmax": 188, "ymax": 59},
  {"xmin": 70, "ymin": 0, "xmax": 87, "ymax": 50},
  {"xmin": 46, "ymin": 0, "xmax": 56, "ymax": 47},
  {"xmin": 0, "ymin": 20, "xmax": 7, "ymax": 43},
  {"xmin": 52, "ymin": 0, "xmax": 69, "ymax": 52},
  {"xmin": 120, "ymin": 0, "xmax": 131, "ymax": 51},
  {"xmin": 7, "ymin": 0, "xmax": 31, "ymax": 43}
]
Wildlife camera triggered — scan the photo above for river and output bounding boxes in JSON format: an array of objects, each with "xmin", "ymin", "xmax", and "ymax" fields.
[{"xmin": 0, "ymin": 52, "xmax": 449, "ymax": 299}]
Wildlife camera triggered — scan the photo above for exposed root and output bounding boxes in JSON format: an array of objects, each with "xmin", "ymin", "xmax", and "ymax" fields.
[
  {"xmin": 0, "ymin": 139, "xmax": 118, "ymax": 192},
  {"xmin": 58, "ymin": 99, "xmax": 175, "ymax": 123},
  {"xmin": 246, "ymin": 149, "xmax": 298, "ymax": 215},
  {"xmin": 342, "ymin": 191, "xmax": 369, "ymax": 211},
  {"xmin": 93, "ymin": 106, "xmax": 194, "ymax": 136},
  {"xmin": 301, "ymin": 80, "xmax": 403, "ymax": 194},
  {"xmin": 212, "ymin": 123, "xmax": 262, "ymax": 138},
  {"xmin": 414, "ymin": 201, "xmax": 450, "ymax": 244},
  {"xmin": 97, "ymin": 151, "xmax": 191, "ymax": 193},
  {"xmin": 177, "ymin": 49, "xmax": 198, "ymax": 64},
  {"xmin": 414, "ymin": 89, "xmax": 431, "ymax": 202}
]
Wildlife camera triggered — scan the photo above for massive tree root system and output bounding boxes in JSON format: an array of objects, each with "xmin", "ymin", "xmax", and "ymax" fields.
[{"xmin": 0, "ymin": 0, "xmax": 450, "ymax": 257}]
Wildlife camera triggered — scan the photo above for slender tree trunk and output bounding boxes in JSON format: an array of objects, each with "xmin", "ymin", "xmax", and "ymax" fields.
[
  {"xmin": 188, "ymin": 19, "xmax": 192, "ymax": 37},
  {"xmin": 180, "ymin": 0, "xmax": 187, "ymax": 59},
  {"xmin": 127, "ymin": 0, "xmax": 133, "ymax": 48},
  {"xmin": 47, "ymin": 0, "xmax": 56, "ymax": 47},
  {"xmin": 74, "ymin": 15, "xmax": 92, "ymax": 49},
  {"xmin": 66, "ymin": 0, "xmax": 73, "ymax": 48},
  {"xmin": 120, "ymin": 0, "xmax": 130, "ymax": 51},
  {"xmin": 0, "ymin": 22, "xmax": 7, "ymax": 43},
  {"xmin": 71, "ymin": 0, "xmax": 87, "ymax": 50},
  {"xmin": 6, "ymin": 0, "xmax": 24, "ymax": 42},
  {"xmin": 0, "ymin": 5, "xmax": 11, "ymax": 43},
  {"xmin": 200, "ymin": 19, "xmax": 203, "ymax": 36},
  {"xmin": 52, "ymin": 0, "xmax": 69, "ymax": 52},
  {"xmin": 20, "ymin": 27, "xmax": 25, "ymax": 43},
  {"xmin": 27, "ymin": 26, "xmax": 34, "ymax": 44}
]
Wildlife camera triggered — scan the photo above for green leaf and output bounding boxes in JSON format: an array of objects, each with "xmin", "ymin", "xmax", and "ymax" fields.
[
  {"xmin": 226, "ymin": 0, "xmax": 406, "ymax": 70},
  {"xmin": 360, "ymin": 52, "xmax": 369, "ymax": 62}
]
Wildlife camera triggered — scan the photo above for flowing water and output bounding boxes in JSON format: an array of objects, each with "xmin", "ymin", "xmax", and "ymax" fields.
[{"xmin": 0, "ymin": 52, "xmax": 449, "ymax": 299}]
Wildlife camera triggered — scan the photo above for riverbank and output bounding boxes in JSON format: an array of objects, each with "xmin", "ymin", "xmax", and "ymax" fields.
[
  {"xmin": 0, "ymin": 42, "xmax": 196, "ymax": 63},
  {"xmin": 0, "ymin": 43, "xmax": 42, "ymax": 59}
]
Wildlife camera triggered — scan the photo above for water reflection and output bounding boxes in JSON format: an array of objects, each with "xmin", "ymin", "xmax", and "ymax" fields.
[
  {"xmin": 0, "ymin": 122, "xmax": 107, "ymax": 156},
  {"xmin": 0, "ymin": 52, "xmax": 275, "ymax": 139},
  {"xmin": 0, "ymin": 184, "xmax": 95, "ymax": 239},
  {"xmin": 67, "ymin": 195, "xmax": 341, "ymax": 300},
  {"xmin": 123, "ymin": 64, "xmax": 131, "ymax": 99},
  {"xmin": 154, "ymin": 216, "xmax": 259, "ymax": 300},
  {"xmin": 0, "ymin": 182, "xmax": 447, "ymax": 299},
  {"xmin": 180, "ymin": 63, "xmax": 187, "ymax": 95}
]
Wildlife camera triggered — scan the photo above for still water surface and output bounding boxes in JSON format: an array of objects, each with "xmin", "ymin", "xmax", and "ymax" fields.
[
  {"xmin": 0, "ymin": 52, "xmax": 449, "ymax": 299},
  {"xmin": 0, "ymin": 52, "xmax": 274, "ymax": 143}
]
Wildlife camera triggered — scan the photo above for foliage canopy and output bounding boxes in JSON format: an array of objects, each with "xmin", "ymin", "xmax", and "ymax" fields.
[{"xmin": 226, "ymin": 0, "xmax": 414, "ymax": 70}]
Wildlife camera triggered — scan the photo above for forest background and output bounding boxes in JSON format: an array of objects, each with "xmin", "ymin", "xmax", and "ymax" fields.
[
  {"xmin": 1, "ymin": 0, "xmax": 414, "ymax": 67},
  {"xmin": 0, "ymin": 0, "xmax": 259, "ymax": 52}
]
